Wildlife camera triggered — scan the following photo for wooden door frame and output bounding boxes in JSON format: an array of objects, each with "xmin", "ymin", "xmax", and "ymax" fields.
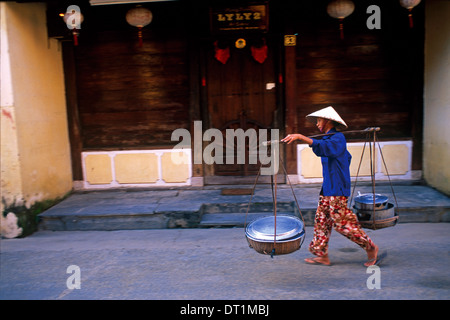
[{"xmin": 197, "ymin": 34, "xmax": 286, "ymax": 185}]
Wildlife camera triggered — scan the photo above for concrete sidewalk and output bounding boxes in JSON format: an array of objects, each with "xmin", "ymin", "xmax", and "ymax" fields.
[
  {"xmin": 38, "ymin": 183, "xmax": 450, "ymax": 231},
  {"xmin": 1, "ymin": 223, "xmax": 449, "ymax": 300}
]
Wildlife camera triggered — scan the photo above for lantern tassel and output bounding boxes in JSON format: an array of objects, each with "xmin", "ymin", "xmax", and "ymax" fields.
[
  {"xmin": 138, "ymin": 26, "xmax": 143, "ymax": 47},
  {"xmin": 408, "ymin": 9, "xmax": 414, "ymax": 28},
  {"xmin": 339, "ymin": 18, "xmax": 345, "ymax": 40},
  {"xmin": 73, "ymin": 29, "xmax": 79, "ymax": 46}
]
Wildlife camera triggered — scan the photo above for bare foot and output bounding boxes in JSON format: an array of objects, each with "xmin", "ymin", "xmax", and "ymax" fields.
[
  {"xmin": 364, "ymin": 244, "xmax": 379, "ymax": 267},
  {"xmin": 305, "ymin": 255, "xmax": 331, "ymax": 266}
]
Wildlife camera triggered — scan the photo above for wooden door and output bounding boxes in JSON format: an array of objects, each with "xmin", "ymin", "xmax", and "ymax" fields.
[{"xmin": 203, "ymin": 37, "xmax": 283, "ymax": 184}]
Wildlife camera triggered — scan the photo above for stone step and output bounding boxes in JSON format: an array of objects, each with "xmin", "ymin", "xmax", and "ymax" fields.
[
  {"xmin": 200, "ymin": 201, "xmax": 297, "ymax": 214},
  {"xmin": 199, "ymin": 212, "xmax": 300, "ymax": 228},
  {"xmin": 37, "ymin": 185, "xmax": 450, "ymax": 231}
]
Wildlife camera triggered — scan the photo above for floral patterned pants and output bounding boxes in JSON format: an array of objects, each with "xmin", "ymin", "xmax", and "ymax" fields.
[{"xmin": 309, "ymin": 195, "xmax": 375, "ymax": 257}]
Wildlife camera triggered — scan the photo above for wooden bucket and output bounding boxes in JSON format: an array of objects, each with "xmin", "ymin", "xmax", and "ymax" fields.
[{"xmin": 355, "ymin": 202, "xmax": 399, "ymax": 230}]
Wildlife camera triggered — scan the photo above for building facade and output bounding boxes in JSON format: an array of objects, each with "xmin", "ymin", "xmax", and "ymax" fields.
[{"xmin": 1, "ymin": 0, "xmax": 449, "ymax": 215}]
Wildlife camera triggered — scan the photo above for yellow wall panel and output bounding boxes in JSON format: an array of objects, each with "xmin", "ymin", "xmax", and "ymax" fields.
[
  {"xmin": 115, "ymin": 153, "xmax": 158, "ymax": 183},
  {"xmin": 348, "ymin": 145, "xmax": 377, "ymax": 177},
  {"xmin": 161, "ymin": 152, "xmax": 190, "ymax": 183},
  {"xmin": 84, "ymin": 154, "xmax": 112, "ymax": 184},
  {"xmin": 300, "ymin": 148, "xmax": 322, "ymax": 178},
  {"xmin": 380, "ymin": 144, "xmax": 409, "ymax": 175}
]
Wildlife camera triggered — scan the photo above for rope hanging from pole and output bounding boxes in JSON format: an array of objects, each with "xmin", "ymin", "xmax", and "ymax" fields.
[
  {"xmin": 349, "ymin": 128, "xmax": 399, "ymax": 229},
  {"xmin": 245, "ymin": 127, "xmax": 398, "ymax": 258}
]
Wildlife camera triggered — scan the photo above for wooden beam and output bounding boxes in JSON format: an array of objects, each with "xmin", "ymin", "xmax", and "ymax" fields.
[
  {"xmin": 284, "ymin": 30, "xmax": 298, "ymax": 174},
  {"xmin": 62, "ymin": 42, "xmax": 83, "ymax": 181}
]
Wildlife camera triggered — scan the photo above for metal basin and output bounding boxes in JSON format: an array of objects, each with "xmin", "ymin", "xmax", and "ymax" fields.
[
  {"xmin": 354, "ymin": 193, "xmax": 388, "ymax": 211},
  {"xmin": 245, "ymin": 215, "xmax": 305, "ymax": 255}
]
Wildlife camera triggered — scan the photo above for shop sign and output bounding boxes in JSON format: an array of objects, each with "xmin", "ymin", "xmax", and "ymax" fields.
[{"xmin": 210, "ymin": 3, "xmax": 269, "ymax": 33}]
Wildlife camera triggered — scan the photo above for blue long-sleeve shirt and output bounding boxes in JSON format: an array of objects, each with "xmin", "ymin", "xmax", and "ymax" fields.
[{"xmin": 310, "ymin": 128, "xmax": 352, "ymax": 196}]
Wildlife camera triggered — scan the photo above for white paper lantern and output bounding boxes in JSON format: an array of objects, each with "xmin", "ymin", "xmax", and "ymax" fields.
[
  {"xmin": 399, "ymin": 0, "xmax": 421, "ymax": 10},
  {"xmin": 327, "ymin": 0, "xmax": 355, "ymax": 19},
  {"xmin": 327, "ymin": 0, "xmax": 355, "ymax": 39},
  {"xmin": 399, "ymin": 0, "xmax": 421, "ymax": 28},
  {"xmin": 126, "ymin": 6, "xmax": 153, "ymax": 46},
  {"xmin": 63, "ymin": 6, "xmax": 84, "ymax": 46}
]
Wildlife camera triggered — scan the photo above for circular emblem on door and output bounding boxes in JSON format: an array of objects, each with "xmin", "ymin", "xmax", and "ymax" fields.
[{"xmin": 235, "ymin": 38, "xmax": 246, "ymax": 49}]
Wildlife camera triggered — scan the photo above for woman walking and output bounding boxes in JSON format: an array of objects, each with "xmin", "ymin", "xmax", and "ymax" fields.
[{"xmin": 282, "ymin": 106, "xmax": 383, "ymax": 267}]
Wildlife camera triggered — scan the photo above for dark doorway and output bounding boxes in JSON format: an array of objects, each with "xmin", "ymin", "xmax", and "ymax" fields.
[{"xmin": 202, "ymin": 36, "xmax": 284, "ymax": 184}]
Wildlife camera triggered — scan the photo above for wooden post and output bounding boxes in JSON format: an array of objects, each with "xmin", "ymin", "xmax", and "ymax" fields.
[
  {"xmin": 62, "ymin": 42, "xmax": 83, "ymax": 181},
  {"xmin": 284, "ymin": 28, "xmax": 298, "ymax": 174}
]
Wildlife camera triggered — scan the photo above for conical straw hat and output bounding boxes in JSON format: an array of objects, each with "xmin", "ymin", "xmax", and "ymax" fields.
[{"xmin": 306, "ymin": 106, "xmax": 348, "ymax": 130}]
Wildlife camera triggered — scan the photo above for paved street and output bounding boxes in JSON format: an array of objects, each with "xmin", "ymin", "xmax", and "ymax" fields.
[{"xmin": 1, "ymin": 223, "xmax": 449, "ymax": 302}]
